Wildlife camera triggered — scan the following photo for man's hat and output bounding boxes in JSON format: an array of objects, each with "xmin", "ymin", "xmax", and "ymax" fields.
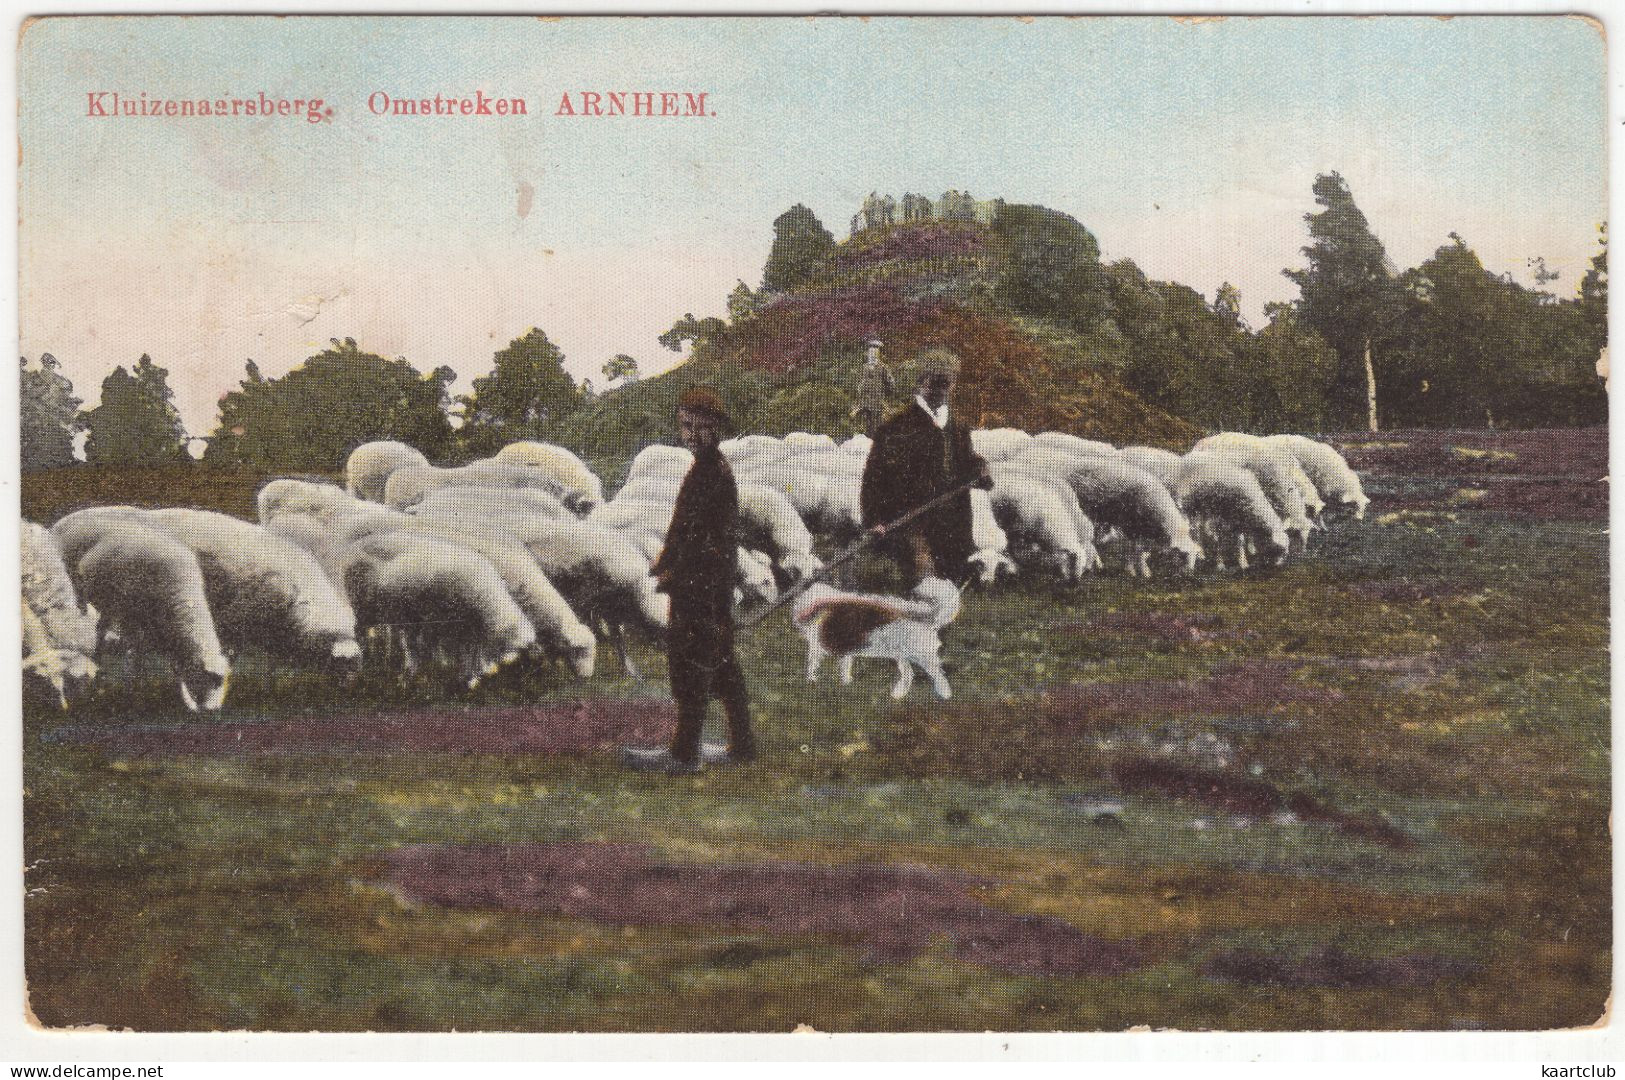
[
  {"xmin": 677, "ymin": 385, "xmax": 730, "ymax": 422},
  {"xmin": 917, "ymin": 348, "xmax": 962, "ymax": 378}
]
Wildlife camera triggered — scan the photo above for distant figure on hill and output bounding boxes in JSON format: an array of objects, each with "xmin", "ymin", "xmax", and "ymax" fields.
[
  {"xmin": 860, "ymin": 349, "xmax": 992, "ymax": 586},
  {"xmin": 851, "ymin": 339, "xmax": 896, "ymax": 438}
]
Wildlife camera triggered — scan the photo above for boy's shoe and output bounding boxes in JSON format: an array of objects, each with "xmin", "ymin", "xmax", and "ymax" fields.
[
  {"xmin": 700, "ymin": 740, "xmax": 757, "ymax": 765},
  {"xmin": 620, "ymin": 747, "xmax": 702, "ymax": 775}
]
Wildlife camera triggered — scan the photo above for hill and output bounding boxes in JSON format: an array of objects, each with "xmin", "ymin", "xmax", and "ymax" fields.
[{"xmin": 554, "ymin": 207, "xmax": 1202, "ymax": 460}]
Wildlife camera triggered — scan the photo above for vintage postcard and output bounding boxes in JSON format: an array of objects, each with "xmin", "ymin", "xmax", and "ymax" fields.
[{"xmin": 15, "ymin": 13, "xmax": 1609, "ymax": 1037}]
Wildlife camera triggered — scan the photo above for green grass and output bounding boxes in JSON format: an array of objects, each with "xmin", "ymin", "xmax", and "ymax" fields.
[{"xmin": 21, "ymin": 441, "xmax": 1610, "ymax": 1032}]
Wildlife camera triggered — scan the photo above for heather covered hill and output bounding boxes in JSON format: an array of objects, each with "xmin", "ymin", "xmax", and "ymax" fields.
[{"xmin": 556, "ymin": 205, "xmax": 1206, "ymax": 458}]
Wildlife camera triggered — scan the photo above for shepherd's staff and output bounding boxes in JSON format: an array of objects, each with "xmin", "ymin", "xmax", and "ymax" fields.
[{"xmin": 737, "ymin": 474, "xmax": 985, "ymax": 628}]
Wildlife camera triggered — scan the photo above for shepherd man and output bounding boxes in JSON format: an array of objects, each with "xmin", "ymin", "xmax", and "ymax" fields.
[
  {"xmin": 859, "ymin": 348, "xmax": 993, "ymax": 586},
  {"xmin": 622, "ymin": 386, "xmax": 757, "ymax": 776}
]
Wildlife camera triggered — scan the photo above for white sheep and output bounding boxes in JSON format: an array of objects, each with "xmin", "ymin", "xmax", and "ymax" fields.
[
  {"xmin": 1175, "ymin": 451, "xmax": 1291, "ymax": 570},
  {"xmin": 988, "ymin": 465, "xmax": 1098, "ymax": 580},
  {"xmin": 840, "ymin": 434, "xmax": 873, "ymax": 458},
  {"xmin": 1116, "ymin": 446, "xmax": 1182, "ymax": 495},
  {"xmin": 1189, "ymin": 432, "xmax": 1326, "ymax": 529},
  {"xmin": 492, "ymin": 441, "xmax": 606, "ymax": 512},
  {"xmin": 22, "ymin": 522, "xmax": 98, "ymax": 660},
  {"xmin": 1019, "ymin": 453, "xmax": 1201, "ymax": 576},
  {"xmin": 740, "ymin": 452, "xmax": 864, "ymax": 543},
  {"xmin": 1032, "ymin": 431, "xmax": 1117, "ymax": 457},
  {"xmin": 52, "ymin": 508, "xmax": 231, "ymax": 711},
  {"xmin": 970, "ymin": 427, "xmax": 1034, "ymax": 463},
  {"xmin": 384, "ymin": 462, "xmax": 578, "ymax": 514},
  {"xmin": 967, "ymin": 489, "xmax": 1018, "ymax": 584},
  {"xmin": 345, "ymin": 440, "xmax": 430, "ymax": 502},
  {"xmin": 143, "ymin": 508, "xmax": 362, "ymax": 668},
  {"xmin": 343, "ymin": 508, "xmax": 597, "ymax": 678},
  {"xmin": 412, "ymin": 507, "xmax": 669, "ymax": 679},
  {"xmin": 402, "ymin": 485, "xmax": 569, "ymax": 522},
  {"xmin": 783, "ymin": 431, "xmax": 839, "ymax": 451},
  {"xmin": 340, "ymin": 529, "xmax": 536, "ymax": 687},
  {"xmin": 998, "ymin": 456, "xmax": 1107, "ymax": 565},
  {"xmin": 22, "ymin": 600, "xmax": 96, "ymax": 710},
  {"xmin": 1263, "ymin": 434, "xmax": 1370, "ymax": 520},
  {"xmin": 624, "ymin": 444, "xmax": 694, "ymax": 484},
  {"xmin": 257, "ymin": 478, "xmax": 363, "ymax": 525},
  {"xmin": 1190, "ymin": 436, "xmax": 1317, "ymax": 546}
]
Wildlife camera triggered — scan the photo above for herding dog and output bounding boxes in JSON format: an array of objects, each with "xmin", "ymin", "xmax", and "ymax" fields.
[{"xmin": 792, "ymin": 576, "xmax": 962, "ymax": 699}]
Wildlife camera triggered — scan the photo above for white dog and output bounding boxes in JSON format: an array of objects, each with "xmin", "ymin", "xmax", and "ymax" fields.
[{"xmin": 792, "ymin": 576, "xmax": 963, "ymax": 699}]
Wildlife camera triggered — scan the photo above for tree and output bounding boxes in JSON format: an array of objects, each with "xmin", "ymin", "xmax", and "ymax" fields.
[
  {"xmin": 761, "ymin": 205, "xmax": 835, "ymax": 293},
  {"xmin": 991, "ymin": 204, "xmax": 1111, "ymax": 330},
  {"xmin": 1212, "ymin": 282, "xmax": 1244, "ymax": 328},
  {"xmin": 658, "ymin": 313, "xmax": 728, "ymax": 354},
  {"xmin": 1283, "ymin": 172, "xmax": 1402, "ymax": 430},
  {"xmin": 602, "ymin": 354, "xmax": 640, "ymax": 385},
  {"xmin": 205, "ymin": 340, "xmax": 455, "ymax": 470},
  {"xmin": 1239, "ymin": 303, "xmax": 1338, "ymax": 432},
  {"xmin": 1578, "ymin": 222, "xmax": 1607, "ymax": 355},
  {"xmin": 727, "ymin": 280, "xmax": 763, "ymax": 321},
  {"xmin": 458, "ymin": 328, "xmax": 582, "ymax": 455},
  {"xmin": 20, "ymin": 353, "xmax": 83, "ymax": 470},
  {"xmin": 82, "ymin": 354, "xmax": 189, "ymax": 465}
]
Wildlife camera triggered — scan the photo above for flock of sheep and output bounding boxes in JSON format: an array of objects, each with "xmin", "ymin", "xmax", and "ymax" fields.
[{"xmin": 19, "ymin": 427, "xmax": 1368, "ymax": 713}]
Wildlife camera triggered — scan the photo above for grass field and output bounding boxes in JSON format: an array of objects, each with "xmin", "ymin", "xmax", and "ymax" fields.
[{"xmin": 21, "ymin": 428, "xmax": 1610, "ymax": 1031}]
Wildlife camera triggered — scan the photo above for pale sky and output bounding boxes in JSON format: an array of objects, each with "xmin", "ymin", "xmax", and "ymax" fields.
[{"xmin": 18, "ymin": 15, "xmax": 1608, "ymax": 436}]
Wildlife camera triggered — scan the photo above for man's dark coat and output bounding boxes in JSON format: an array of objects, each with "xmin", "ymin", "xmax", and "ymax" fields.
[{"xmin": 860, "ymin": 401, "xmax": 991, "ymax": 577}]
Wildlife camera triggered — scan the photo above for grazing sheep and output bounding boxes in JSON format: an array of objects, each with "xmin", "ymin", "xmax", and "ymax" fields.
[
  {"xmin": 740, "ymin": 453, "xmax": 864, "ymax": 543},
  {"xmin": 966, "ymin": 489, "xmax": 1018, "ymax": 584},
  {"xmin": 1032, "ymin": 431, "xmax": 1117, "ymax": 457},
  {"xmin": 783, "ymin": 431, "xmax": 839, "ymax": 451},
  {"xmin": 22, "ymin": 600, "xmax": 96, "ymax": 710},
  {"xmin": 1175, "ymin": 451, "xmax": 1291, "ymax": 570},
  {"xmin": 1020, "ymin": 455, "xmax": 1201, "ymax": 576},
  {"xmin": 144, "ymin": 508, "xmax": 361, "ymax": 668},
  {"xmin": 22, "ymin": 522, "xmax": 98, "ymax": 660},
  {"xmin": 345, "ymin": 440, "xmax": 430, "ymax": 502},
  {"xmin": 987, "ymin": 466, "xmax": 1098, "ymax": 580},
  {"xmin": 1195, "ymin": 432, "xmax": 1326, "ymax": 522},
  {"xmin": 625, "ymin": 444, "xmax": 694, "ymax": 484},
  {"xmin": 402, "ymin": 485, "xmax": 569, "ymax": 522},
  {"xmin": 1116, "ymin": 446, "xmax": 1182, "ymax": 495},
  {"xmin": 1263, "ymin": 433, "xmax": 1370, "ymax": 520},
  {"xmin": 341, "ymin": 530, "xmax": 536, "ymax": 687},
  {"xmin": 997, "ymin": 456, "xmax": 1106, "ymax": 566},
  {"xmin": 257, "ymin": 478, "xmax": 363, "ymax": 525},
  {"xmin": 970, "ymin": 427, "xmax": 1034, "ymax": 463},
  {"xmin": 413, "ymin": 508, "xmax": 668, "ymax": 679},
  {"xmin": 1190, "ymin": 436, "xmax": 1316, "ymax": 546},
  {"xmin": 53, "ymin": 509, "xmax": 231, "ymax": 711},
  {"xmin": 384, "ymin": 462, "xmax": 578, "ymax": 513},
  {"xmin": 342, "ymin": 509, "xmax": 596, "ymax": 678},
  {"xmin": 492, "ymin": 441, "xmax": 605, "ymax": 511},
  {"xmin": 735, "ymin": 547, "xmax": 779, "ymax": 607}
]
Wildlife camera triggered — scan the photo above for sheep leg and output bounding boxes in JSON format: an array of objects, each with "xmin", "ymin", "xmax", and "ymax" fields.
[
  {"xmin": 837, "ymin": 653, "xmax": 854, "ymax": 685},
  {"xmin": 924, "ymin": 649, "xmax": 951, "ymax": 700},
  {"xmin": 890, "ymin": 659, "xmax": 914, "ymax": 699}
]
